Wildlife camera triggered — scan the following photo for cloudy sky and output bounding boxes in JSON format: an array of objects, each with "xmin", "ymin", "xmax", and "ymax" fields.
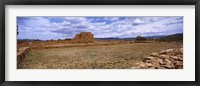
[{"xmin": 17, "ymin": 16, "xmax": 183, "ymax": 40}]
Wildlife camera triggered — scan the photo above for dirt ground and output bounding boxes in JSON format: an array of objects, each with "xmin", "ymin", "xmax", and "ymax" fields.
[{"xmin": 17, "ymin": 42, "xmax": 182, "ymax": 69}]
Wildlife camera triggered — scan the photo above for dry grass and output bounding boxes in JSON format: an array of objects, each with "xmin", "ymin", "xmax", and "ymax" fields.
[{"xmin": 17, "ymin": 42, "xmax": 181, "ymax": 69}]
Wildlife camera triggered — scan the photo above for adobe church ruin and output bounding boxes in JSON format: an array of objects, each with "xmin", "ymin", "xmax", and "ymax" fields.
[{"xmin": 72, "ymin": 32, "xmax": 95, "ymax": 43}]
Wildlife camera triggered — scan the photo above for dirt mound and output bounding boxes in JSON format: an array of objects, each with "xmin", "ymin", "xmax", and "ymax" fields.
[
  {"xmin": 72, "ymin": 32, "xmax": 95, "ymax": 43},
  {"xmin": 132, "ymin": 46, "xmax": 183, "ymax": 69}
]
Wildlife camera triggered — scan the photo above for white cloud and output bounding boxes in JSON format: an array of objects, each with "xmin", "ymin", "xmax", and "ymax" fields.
[{"xmin": 134, "ymin": 19, "xmax": 144, "ymax": 23}]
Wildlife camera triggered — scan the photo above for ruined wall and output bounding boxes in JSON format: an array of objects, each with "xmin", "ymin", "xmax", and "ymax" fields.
[
  {"xmin": 72, "ymin": 32, "xmax": 95, "ymax": 43},
  {"xmin": 132, "ymin": 46, "xmax": 183, "ymax": 69}
]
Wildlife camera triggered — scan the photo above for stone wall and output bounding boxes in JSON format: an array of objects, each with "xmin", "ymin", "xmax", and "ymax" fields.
[{"xmin": 132, "ymin": 46, "xmax": 183, "ymax": 69}]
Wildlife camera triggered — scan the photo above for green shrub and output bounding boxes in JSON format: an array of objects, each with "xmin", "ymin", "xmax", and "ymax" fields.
[{"xmin": 135, "ymin": 36, "xmax": 146, "ymax": 43}]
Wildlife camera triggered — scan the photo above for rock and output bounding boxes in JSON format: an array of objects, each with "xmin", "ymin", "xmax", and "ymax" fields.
[
  {"xmin": 166, "ymin": 49, "xmax": 174, "ymax": 53},
  {"xmin": 163, "ymin": 63, "xmax": 172, "ymax": 69},
  {"xmin": 178, "ymin": 58, "xmax": 183, "ymax": 61},
  {"xmin": 159, "ymin": 50, "xmax": 166, "ymax": 54},
  {"xmin": 180, "ymin": 48, "xmax": 183, "ymax": 54},
  {"xmin": 150, "ymin": 59, "xmax": 159, "ymax": 64},
  {"xmin": 149, "ymin": 59, "xmax": 160, "ymax": 68},
  {"xmin": 177, "ymin": 56, "xmax": 183, "ymax": 61},
  {"xmin": 160, "ymin": 55, "xmax": 169, "ymax": 59},
  {"xmin": 177, "ymin": 66, "xmax": 183, "ymax": 69},
  {"xmin": 145, "ymin": 56, "xmax": 155, "ymax": 60},
  {"xmin": 175, "ymin": 55, "xmax": 183, "ymax": 61},
  {"xmin": 164, "ymin": 59, "xmax": 172, "ymax": 64},
  {"xmin": 145, "ymin": 63, "xmax": 154, "ymax": 67},
  {"xmin": 150, "ymin": 52, "xmax": 159, "ymax": 57},
  {"xmin": 158, "ymin": 59, "xmax": 165, "ymax": 65},
  {"xmin": 171, "ymin": 64, "xmax": 175, "ymax": 69},
  {"xmin": 163, "ymin": 62, "xmax": 175, "ymax": 69},
  {"xmin": 152, "ymin": 62, "xmax": 161, "ymax": 69},
  {"xmin": 175, "ymin": 61, "xmax": 183, "ymax": 69},
  {"xmin": 135, "ymin": 62, "xmax": 140, "ymax": 66},
  {"xmin": 144, "ymin": 60, "xmax": 151, "ymax": 63},
  {"xmin": 72, "ymin": 32, "xmax": 95, "ymax": 43},
  {"xmin": 138, "ymin": 62, "xmax": 148, "ymax": 68},
  {"xmin": 173, "ymin": 49, "xmax": 181, "ymax": 56},
  {"xmin": 170, "ymin": 56, "xmax": 178, "ymax": 60}
]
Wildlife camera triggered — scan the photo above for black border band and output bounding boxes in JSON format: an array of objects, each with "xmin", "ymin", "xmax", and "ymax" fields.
[{"xmin": 0, "ymin": 0, "xmax": 199, "ymax": 86}]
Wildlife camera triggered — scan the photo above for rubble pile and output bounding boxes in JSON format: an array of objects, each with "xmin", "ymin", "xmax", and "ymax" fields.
[{"xmin": 132, "ymin": 46, "xmax": 183, "ymax": 69}]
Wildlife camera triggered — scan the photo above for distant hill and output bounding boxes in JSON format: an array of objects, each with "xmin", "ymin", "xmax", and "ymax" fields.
[
  {"xmin": 158, "ymin": 33, "xmax": 183, "ymax": 42},
  {"xmin": 95, "ymin": 35, "xmax": 175, "ymax": 41},
  {"xmin": 96, "ymin": 37, "xmax": 133, "ymax": 40},
  {"xmin": 17, "ymin": 39, "xmax": 44, "ymax": 42},
  {"xmin": 144, "ymin": 36, "xmax": 165, "ymax": 39},
  {"xmin": 95, "ymin": 33, "xmax": 183, "ymax": 42}
]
